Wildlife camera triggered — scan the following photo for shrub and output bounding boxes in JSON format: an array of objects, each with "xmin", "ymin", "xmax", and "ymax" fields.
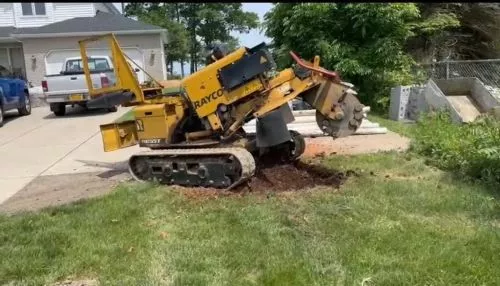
[{"xmin": 412, "ymin": 111, "xmax": 500, "ymax": 185}]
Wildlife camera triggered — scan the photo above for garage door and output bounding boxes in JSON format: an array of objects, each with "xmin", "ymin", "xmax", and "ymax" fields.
[
  {"xmin": 0, "ymin": 48, "xmax": 9, "ymax": 73},
  {"xmin": 44, "ymin": 47, "xmax": 145, "ymax": 83}
]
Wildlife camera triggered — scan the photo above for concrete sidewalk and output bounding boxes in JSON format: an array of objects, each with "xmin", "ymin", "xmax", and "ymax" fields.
[{"xmin": 0, "ymin": 106, "xmax": 140, "ymax": 204}]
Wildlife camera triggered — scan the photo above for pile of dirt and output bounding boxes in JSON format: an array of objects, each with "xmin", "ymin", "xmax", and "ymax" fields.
[{"xmin": 243, "ymin": 161, "xmax": 347, "ymax": 193}]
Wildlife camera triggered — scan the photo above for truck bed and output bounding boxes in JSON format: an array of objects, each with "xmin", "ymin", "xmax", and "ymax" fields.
[{"xmin": 44, "ymin": 69, "xmax": 115, "ymax": 96}]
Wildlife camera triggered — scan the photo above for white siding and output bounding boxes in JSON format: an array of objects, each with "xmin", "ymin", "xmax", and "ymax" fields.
[
  {"xmin": 0, "ymin": 3, "xmax": 15, "ymax": 27},
  {"xmin": 93, "ymin": 3, "xmax": 113, "ymax": 14},
  {"xmin": 13, "ymin": 3, "xmax": 55, "ymax": 28},
  {"xmin": 53, "ymin": 3, "xmax": 95, "ymax": 23},
  {"xmin": 160, "ymin": 36, "xmax": 167, "ymax": 80},
  {"xmin": 5, "ymin": 3, "xmax": 114, "ymax": 29}
]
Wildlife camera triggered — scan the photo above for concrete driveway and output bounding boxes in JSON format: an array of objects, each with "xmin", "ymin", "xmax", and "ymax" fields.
[
  {"xmin": 0, "ymin": 106, "xmax": 141, "ymax": 204},
  {"xmin": 0, "ymin": 105, "xmax": 410, "ymax": 211}
]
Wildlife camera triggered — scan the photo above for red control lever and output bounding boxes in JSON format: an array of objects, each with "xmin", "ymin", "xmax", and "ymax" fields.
[{"xmin": 289, "ymin": 51, "xmax": 341, "ymax": 82}]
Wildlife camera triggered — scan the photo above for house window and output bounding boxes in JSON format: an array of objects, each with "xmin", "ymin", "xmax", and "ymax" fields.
[{"xmin": 21, "ymin": 3, "xmax": 46, "ymax": 16}]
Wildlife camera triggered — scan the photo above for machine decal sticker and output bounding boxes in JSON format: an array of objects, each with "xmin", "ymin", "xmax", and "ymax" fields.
[
  {"xmin": 141, "ymin": 139, "xmax": 161, "ymax": 144},
  {"xmin": 193, "ymin": 88, "xmax": 224, "ymax": 109}
]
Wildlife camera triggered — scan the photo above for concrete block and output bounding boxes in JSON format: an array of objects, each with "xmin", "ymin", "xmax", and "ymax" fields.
[
  {"xmin": 423, "ymin": 77, "xmax": 500, "ymax": 124},
  {"xmin": 406, "ymin": 86, "xmax": 425, "ymax": 120},
  {"xmin": 415, "ymin": 86, "xmax": 429, "ymax": 116},
  {"xmin": 389, "ymin": 85, "xmax": 412, "ymax": 121},
  {"xmin": 423, "ymin": 79, "xmax": 463, "ymax": 123},
  {"xmin": 471, "ymin": 79, "xmax": 500, "ymax": 112},
  {"xmin": 485, "ymin": 85, "xmax": 500, "ymax": 101}
]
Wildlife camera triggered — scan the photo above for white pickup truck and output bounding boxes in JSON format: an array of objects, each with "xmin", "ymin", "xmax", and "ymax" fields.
[{"xmin": 42, "ymin": 56, "xmax": 120, "ymax": 116}]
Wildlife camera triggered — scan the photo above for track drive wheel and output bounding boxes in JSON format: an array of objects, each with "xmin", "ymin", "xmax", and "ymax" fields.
[
  {"xmin": 288, "ymin": 130, "xmax": 306, "ymax": 161},
  {"xmin": 271, "ymin": 130, "xmax": 306, "ymax": 164}
]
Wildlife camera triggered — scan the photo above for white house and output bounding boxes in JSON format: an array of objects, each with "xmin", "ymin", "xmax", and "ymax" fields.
[{"xmin": 0, "ymin": 3, "xmax": 167, "ymax": 86}]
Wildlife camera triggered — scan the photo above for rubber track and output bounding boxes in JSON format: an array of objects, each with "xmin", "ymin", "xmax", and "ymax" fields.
[{"xmin": 128, "ymin": 147, "xmax": 256, "ymax": 190}]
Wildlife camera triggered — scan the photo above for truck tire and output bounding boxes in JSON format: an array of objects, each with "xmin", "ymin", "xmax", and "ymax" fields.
[
  {"xmin": 51, "ymin": 103, "xmax": 66, "ymax": 116},
  {"xmin": 0, "ymin": 105, "xmax": 4, "ymax": 127},
  {"xmin": 18, "ymin": 91, "xmax": 32, "ymax": 116},
  {"xmin": 79, "ymin": 102, "xmax": 89, "ymax": 110}
]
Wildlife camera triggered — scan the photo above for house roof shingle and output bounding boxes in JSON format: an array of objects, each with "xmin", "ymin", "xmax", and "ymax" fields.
[{"xmin": 11, "ymin": 11, "xmax": 164, "ymax": 37}]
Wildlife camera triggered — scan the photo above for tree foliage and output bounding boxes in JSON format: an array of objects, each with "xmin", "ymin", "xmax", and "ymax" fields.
[
  {"xmin": 410, "ymin": 3, "xmax": 500, "ymax": 61},
  {"xmin": 125, "ymin": 3, "xmax": 259, "ymax": 75},
  {"xmin": 124, "ymin": 3, "xmax": 188, "ymax": 75},
  {"xmin": 264, "ymin": 3, "xmax": 459, "ymax": 110}
]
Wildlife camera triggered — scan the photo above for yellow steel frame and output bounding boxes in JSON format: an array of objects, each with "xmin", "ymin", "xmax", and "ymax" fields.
[
  {"xmin": 79, "ymin": 33, "xmax": 189, "ymax": 152},
  {"xmin": 79, "ymin": 33, "xmax": 145, "ymax": 104},
  {"xmin": 251, "ymin": 54, "xmax": 348, "ymax": 121}
]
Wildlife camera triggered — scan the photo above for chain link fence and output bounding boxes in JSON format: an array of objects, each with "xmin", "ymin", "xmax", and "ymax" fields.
[
  {"xmin": 419, "ymin": 59, "xmax": 500, "ymax": 99},
  {"xmin": 420, "ymin": 59, "xmax": 500, "ymax": 87}
]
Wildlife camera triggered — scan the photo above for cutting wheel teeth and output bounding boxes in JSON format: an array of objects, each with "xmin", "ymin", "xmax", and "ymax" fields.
[
  {"xmin": 354, "ymin": 112, "xmax": 364, "ymax": 120},
  {"xmin": 315, "ymin": 92, "xmax": 364, "ymax": 138}
]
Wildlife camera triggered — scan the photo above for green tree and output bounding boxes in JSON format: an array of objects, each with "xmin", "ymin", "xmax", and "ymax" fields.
[
  {"xmin": 124, "ymin": 3, "xmax": 189, "ymax": 77},
  {"xmin": 264, "ymin": 3, "xmax": 458, "ymax": 111},
  {"xmin": 408, "ymin": 3, "xmax": 500, "ymax": 61},
  {"xmin": 126, "ymin": 3, "xmax": 259, "ymax": 75},
  {"xmin": 405, "ymin": 3, "xmax": 461, "ymax": 63},
  {"xmin": 178, "ymin": 3, "xmax": 259, "ymax": 73}
]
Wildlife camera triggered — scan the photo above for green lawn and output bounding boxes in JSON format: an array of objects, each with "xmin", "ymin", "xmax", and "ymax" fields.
[
  {"xmin": 367, "ymin": 113, "xmax": 416, "ymax": 138},
  {"xmin": 1, "ymin": 152, "xmax": 499, "ymax": 285}
]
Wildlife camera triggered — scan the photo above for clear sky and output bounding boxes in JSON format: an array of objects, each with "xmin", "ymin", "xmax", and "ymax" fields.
[
  {"xmin": 230, "ymin": 3, "xmax": 273, "ymax": 47},
  {"xmin": 113, "ymin": 3, "xmax": 273, "ymax": 75}
]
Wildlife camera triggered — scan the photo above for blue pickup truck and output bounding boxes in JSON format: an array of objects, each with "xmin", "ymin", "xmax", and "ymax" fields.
[{"xmin": 0, "ymin": 75, "xmax": 31, "ymax": 127}]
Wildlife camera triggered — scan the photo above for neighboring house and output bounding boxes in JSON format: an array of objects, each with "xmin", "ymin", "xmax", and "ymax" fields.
[{"xmin": 0, "ymin": 3, "xmax": 167, "ymax": 86}]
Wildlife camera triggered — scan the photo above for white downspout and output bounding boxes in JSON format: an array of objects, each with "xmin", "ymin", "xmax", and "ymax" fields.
[{"xmin": 160, "ymin": 33, "xmax": 167, "ymax": 80}]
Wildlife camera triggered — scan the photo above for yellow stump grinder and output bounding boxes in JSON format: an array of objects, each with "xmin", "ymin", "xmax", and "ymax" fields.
[{"xmin": 79, "ymin": 34, "xmax": 364, "ymax": 189}]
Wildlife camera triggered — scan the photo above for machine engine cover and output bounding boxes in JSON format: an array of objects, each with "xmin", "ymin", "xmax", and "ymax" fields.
[{"xmin": 218, "ymin": 49, "xmax": 274, "ymax": 91}]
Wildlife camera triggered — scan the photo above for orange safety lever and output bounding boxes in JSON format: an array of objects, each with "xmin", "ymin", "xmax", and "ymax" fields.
[{"xmin": 289, "ymin": 51, "xmax": 341, "ymax": 83}]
